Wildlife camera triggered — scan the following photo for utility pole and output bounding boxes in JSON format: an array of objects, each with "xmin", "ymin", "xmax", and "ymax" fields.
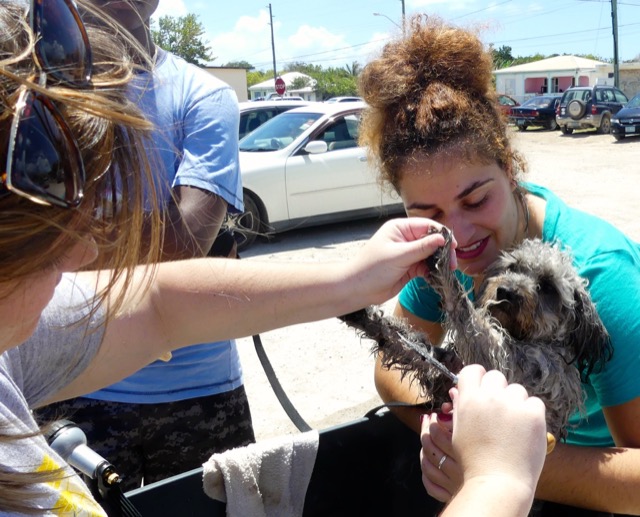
[
  {"xmin": 268, "ymin": 3, "xmax": 277, "ymax": 82},
  {"xmin": 400, "ymin": 0, "xmax": 406, "ymax": 34},
  {"xmin": 611, "ymin": 0, "xmax": 619, "ymax": 88}
]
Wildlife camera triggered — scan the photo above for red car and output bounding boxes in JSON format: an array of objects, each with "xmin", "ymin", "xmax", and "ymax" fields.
[{"xmin": 497, "ymin": 94, "xmax": 519, "ymax": 117}]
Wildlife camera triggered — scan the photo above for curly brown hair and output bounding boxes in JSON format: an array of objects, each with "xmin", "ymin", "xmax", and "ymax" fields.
[{"xmin": 358, "ymin": 15, "xmax": 526, "ymax": 191}]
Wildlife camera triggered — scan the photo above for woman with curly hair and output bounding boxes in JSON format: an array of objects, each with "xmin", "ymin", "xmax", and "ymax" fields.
[
  {"xmin": 0, "ymin": 2, "xmax": 454, "ymax": 513},
  {"xmin": 359, "ymin": 15, "xmax": 640, "ymax": 515}
]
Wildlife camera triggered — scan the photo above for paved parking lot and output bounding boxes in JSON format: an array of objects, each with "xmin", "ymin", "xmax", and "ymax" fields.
[{"xmin": 237, "ymin": 128, "xmax": 639, "ymax": 442}]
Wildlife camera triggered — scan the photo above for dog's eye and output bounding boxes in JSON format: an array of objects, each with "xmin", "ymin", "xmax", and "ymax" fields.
[{"xmin": 537, "ymin": 278, "xmax": 556, "ymax": 296}]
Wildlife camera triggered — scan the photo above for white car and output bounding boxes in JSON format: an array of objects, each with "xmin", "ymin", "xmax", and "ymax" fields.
[
  {"xmin": 324, "ymin": 96, "xmax": 364, "ymax": 103},
  {"xmin": 227, "ymin": 102, "xmax": 404, "ymax": 249},
  {"xmin": 238, "ymin": 100, "xmax": 311, "ymax": 139}
]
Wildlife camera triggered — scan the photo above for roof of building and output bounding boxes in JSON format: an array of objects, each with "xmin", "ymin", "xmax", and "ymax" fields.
[{"xmin": 494, "ymin": 55, "xmax": 606, "ymax": 74}]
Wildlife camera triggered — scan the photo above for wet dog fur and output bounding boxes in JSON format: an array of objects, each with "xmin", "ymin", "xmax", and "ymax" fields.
[{"xmin": 340, "ymin": 228, "xmax": 612, "ymax": 439}]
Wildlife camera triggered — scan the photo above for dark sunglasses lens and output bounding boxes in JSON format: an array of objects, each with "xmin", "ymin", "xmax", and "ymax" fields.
[
  {"xmin": 32, "ymin": 0, "xmax": 92, "ymax": 85},
  {"xmin": 10, "ymin": 92, "xmax": 84, "ymax": 207}
]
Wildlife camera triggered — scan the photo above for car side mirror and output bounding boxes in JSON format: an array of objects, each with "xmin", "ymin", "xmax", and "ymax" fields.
[{"xmin": 304, "ymin": 140, "xmax": 329, "ymax": 154}]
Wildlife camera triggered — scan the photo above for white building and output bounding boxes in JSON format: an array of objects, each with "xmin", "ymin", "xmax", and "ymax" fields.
[
  {"xmin": 494, "ymin": 55, "xmax": 606, "ymax": 103},
  {"xmin": 248, "ymin": 72, "xmax": 318, "ymax": 101},
  {"xmin": 205, "ymin": 66, "xmax": 249, "ymax": 102},
  {"xmin": 594, "ymin": 62, "xmax": 640, "ymax": 98}
]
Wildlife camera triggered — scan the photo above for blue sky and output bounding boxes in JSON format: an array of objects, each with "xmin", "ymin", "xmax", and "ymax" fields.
[{"xmin": 155, "ymin": 0, "xmax": 640, "ymax": 70}]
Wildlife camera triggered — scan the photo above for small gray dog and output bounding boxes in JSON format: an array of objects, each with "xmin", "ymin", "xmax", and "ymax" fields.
[{"xmin": 340, "ymin": 227, "xmax": 612, "ymax": 440}]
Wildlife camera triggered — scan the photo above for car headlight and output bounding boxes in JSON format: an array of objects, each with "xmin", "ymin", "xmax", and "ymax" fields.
[{"xmin": 612, "ymin": 118, "xmax": 619, "ymax": 124}]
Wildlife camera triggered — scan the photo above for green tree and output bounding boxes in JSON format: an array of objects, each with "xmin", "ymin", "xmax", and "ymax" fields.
[
  {"xmin": 246, "ymin": 70, "xmax": 269, "ymax": 88},
  {"xmin": 510, "ymin": 53, "xmax": 546, "ymax": 66},
  {"xmin": 224, "ymin": 60, "xmax": 254, "ymax": 70},
  {"xmin": 151, "ymin": 14, "xmax": 214, "ymax": 65},
  {"xmin": 491, "ymin": 44, "xmax": 514, "ymax": 69},
  {"xmin": 309, "ymin": 67, "xmax": 358, "ymax": 100},
  {"xmin": 344, "ymin": 61, "xmax": 362, "ymax": 77},
  {"xmin": 282, "ymin": 61, "xmax": 323, "ymax": 75},
  {"xmin": 290, "ymin": 76, "xmax": 311, "ymax": 90},
  {"xmin": 573, "ymin": 53, "xmax": 611, "ymax": 63}
]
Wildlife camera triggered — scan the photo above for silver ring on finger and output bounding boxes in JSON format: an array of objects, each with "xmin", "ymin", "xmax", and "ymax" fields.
[{"xmin": 437, "ymin": 454, "xmax": 448, "ymax": 470}]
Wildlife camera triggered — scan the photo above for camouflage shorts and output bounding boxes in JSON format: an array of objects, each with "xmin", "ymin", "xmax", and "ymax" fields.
[{"xmin": 36, "ymin": 386, "xmax": 255, "ymax": 492}]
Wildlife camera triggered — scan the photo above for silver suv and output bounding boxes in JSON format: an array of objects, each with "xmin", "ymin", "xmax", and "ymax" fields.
[{"xmin": 556, "ymin": 85, "xmax": 628, "ymax": 135}]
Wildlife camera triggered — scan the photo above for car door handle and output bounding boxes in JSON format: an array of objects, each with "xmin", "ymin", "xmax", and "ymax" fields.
[{"xmin": 358, "ymin": 156, "xmax": 367, "ymax": 162}]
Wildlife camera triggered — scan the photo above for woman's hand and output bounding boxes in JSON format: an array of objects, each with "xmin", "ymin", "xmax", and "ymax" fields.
[
  {"xmin": 345, "ymin": 217, "xmax": 457, "ymax": 306},
  {"xmin": 420, "ymin": 404, "xmax": 459, "ymax": 502},
  {"xmin": 421, "ymin": 365, "xmax": 547, "ymax": 503}
]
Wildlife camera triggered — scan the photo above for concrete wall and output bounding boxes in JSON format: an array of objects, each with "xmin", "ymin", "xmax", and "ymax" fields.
[
  {"xmin": 621, "ymin": 69, "xmax": 640, "ymax": 98},
  {"xmin": 595, "ymin": 62, "xmax": 640, "ymax": 98},
  {"xmin": 204, "ymin": 67, "xmax": 248, "ymax": 102}
]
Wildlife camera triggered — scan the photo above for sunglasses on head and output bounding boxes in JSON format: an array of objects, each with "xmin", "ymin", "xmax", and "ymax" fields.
[{"xmin": 1, "ymin": 0, "xmax": 93, "ymax": 208}]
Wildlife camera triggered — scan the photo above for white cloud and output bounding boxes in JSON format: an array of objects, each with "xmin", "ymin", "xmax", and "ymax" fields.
[
  {"xmin": 207, "ymin": 12, "xmax": 358, "ymax": 69},
  {"xmin": 208, "ymin": 10, "xmax": 276, "ymax": 66},
  {"xmin": 288, "ymin": 25, "xmax": 346, "ymax": 51},
  {"xmin": 408, "ymin": 0, "xmax": 468, "ymax": 8},
  {"xmin": 155, "ymin": 0, "xmax": 188, "ymax": 18},
  {"xmin": 203, "ymin": 10, "xmax": 391, "ymax": 69}
]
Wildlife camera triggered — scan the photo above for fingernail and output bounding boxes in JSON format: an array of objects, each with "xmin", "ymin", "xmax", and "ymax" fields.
[{"xmin": 437, "ymin": 412, "xmax": 452, "ymax": 422}]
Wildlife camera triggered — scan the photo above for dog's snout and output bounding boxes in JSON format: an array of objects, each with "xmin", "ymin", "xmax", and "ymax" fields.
[{"xmin": 495, "ymin": 286, "xmax": 519, "ymax": 304}]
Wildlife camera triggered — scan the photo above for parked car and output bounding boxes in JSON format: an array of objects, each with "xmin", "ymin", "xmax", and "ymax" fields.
[
  {"xmin": 273, "ymin": 95, "xmax": 305, "ymax": 101},
  {"xmin": 556, "ymin": 85, "xmax": 629, "ymax": 135},
  {"xmin": 611, "ymin": 92, "xmax": 640, "ymax": 141},
  {"xmin": 238, "ymin": 100, "xmax": 310, "ymax": 139},
  {"xmin": 497, "ymin": 94, "xmax": 519, "ymax": 117},
  {"xmin": 266, "ymin": 92, "xmax": 306, "ymax": 100},
  {"xmin": 226, "ymin": 102, "xmax": 404, "ymax": 249},
  {"xmin": 510, "ymin": 94, "xmax": 562, "ymax": 131},
  {"xmin": 325, "ymin": 96, "xmax": 364, "ymax": 103}
]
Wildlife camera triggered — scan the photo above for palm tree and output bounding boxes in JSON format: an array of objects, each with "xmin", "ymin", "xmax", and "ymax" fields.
[{"xmin": 344, "ymin": 61, "xmax": 362, "ymax": 77}]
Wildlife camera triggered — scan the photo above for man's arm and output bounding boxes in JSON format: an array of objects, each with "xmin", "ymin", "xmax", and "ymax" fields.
[{"xmin": 159, "ymin": 186, "xmax": 228, "ymax": 260}]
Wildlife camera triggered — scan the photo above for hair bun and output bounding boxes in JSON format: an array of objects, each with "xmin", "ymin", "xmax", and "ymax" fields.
[{"xmin": 360, "ymin": 16, "xmax": 494, "ymax": 109}]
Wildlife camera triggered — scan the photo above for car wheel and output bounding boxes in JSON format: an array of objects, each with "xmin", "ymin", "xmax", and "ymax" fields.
[
  {"xmin": 613, "ymin": 133, "xmax": 625, "ymax": 141},
  {"xmin": 597, "ymin": 115, "xmax": 611, "ymax": 134},
  {"xmin": 223, "ymin": 192, "xmax": 264, "ymax": 251},
  {"xmin": 547, "ymin": 119, "xmax": 558, "ymax": 131},
  {"xmin": 567, "ymin": 100, "xmax": 586, "ymax": 120},
  {"xmin": 517, "ymin": 124, "xmax": 526, "ymax": 131},
  {"xmin": 560, "ymin": 126, "xmax": 573, "ymax": 135}
]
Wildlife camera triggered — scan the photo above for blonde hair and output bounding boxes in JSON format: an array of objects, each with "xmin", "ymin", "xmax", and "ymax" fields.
[
  {"xmin": 0, "ymin": 2, "xmax": 162, "ymax": 511},
  {"xmin": 358, "ymin": 15, "xmax": 526, "ymax": 190}
]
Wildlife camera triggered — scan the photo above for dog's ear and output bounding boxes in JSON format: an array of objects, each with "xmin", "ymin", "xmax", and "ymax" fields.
[{"xmin": 567, "ymin": 284, "xmax": 613, "ymax": 381}]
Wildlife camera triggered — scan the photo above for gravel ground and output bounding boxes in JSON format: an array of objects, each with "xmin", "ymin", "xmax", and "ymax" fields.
[{"xmin": 236, "ymin": 128, "xmax": 640, "ymax": 442}]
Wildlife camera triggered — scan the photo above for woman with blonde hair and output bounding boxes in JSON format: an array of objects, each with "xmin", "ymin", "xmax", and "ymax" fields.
[
  {"xmin": 359, "ymin": 15, "xmax": 640, "ymax": 515},
  {"xmin": 0, "ymin": 2, "xmax": 454, "ymax": 513}
]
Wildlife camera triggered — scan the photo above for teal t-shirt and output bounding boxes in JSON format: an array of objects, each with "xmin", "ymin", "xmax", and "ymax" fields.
[{"xmin": 398, "ymin": 183, "xmax": 640, "ymax": 447}]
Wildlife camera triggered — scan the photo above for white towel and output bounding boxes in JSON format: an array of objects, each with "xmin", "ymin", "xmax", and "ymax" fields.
[{"xmin": 202, "ymin": 430, "xmax": 319, "ymax": 517}]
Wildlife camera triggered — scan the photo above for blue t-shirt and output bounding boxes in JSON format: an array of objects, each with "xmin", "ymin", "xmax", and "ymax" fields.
[
  {"xmin": 399, "ymin": 183, "xmax": 640, "ymax": 446},
  {"xmin": 85, "ymin": 49, "xmax": 245, "ymax": 403}
]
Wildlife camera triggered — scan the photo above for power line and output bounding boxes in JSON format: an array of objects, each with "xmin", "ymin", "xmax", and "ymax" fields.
[
  {"xmin": 223, "ymin": 2, "xmax": 640, "ymax": 70},
  {"xmin": 451, "ymin": 0, "xmax": 513, "ymax": 20},
  {"xmin": 248, "ymin": 20, "xmax": 640, "ymax": 69},
  {"xmin": 488, "ymin": 21, "xmax": 640, "ymax": 45}
]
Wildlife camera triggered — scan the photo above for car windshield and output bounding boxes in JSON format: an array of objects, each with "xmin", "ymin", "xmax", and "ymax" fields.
[
  {"xmin": 522, "ymin": 97, "xmax": 556, "ymax": 108},
  {"xmin": 625, "ymin": 94, "xmax": 640, "ymax": 109},
  {"xmin": 239, "ymin": 112, "xmax": 323, "ymax": 152},
  {"xmin": 498, "ymin": 95, "xmax": 517, "ymax": 106}
]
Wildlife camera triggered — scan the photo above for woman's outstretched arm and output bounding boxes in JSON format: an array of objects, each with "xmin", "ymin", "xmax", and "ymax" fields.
[{"xmin": 55, "ymin": 217, "xmax": 456, "ymax": 399}]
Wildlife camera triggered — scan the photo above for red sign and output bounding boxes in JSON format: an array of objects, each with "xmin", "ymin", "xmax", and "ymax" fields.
[{"xmin": 274, "ymin": 77, "xmax": 286, "ymax": 96}]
